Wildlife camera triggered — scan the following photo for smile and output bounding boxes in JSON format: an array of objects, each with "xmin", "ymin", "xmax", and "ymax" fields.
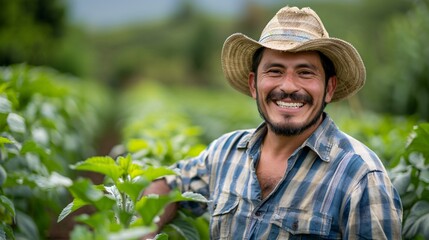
[{"xmin": 276, "ymin": 101, "xmax": 304, "ymax": 109}]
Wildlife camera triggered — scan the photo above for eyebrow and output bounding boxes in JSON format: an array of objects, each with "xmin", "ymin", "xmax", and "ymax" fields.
[
  {"xmin": 261, "ymin": 62, "xmax": 285, "ymax": 70},
  {"xmin": 296, "ymin": 63, "xmax": 318, "ymax": 71},
  {"xmin": 262, "ymin": 62, "xmax": 318, "ymax": 71}
]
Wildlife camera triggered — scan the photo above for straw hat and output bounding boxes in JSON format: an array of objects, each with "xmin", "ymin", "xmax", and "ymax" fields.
[{"xmin": 221, "ymin": 6, "xmax": 366, "ymax": 101}]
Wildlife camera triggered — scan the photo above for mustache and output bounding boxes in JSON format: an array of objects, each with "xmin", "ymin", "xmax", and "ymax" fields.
[{"xmin": 267, "ymin": 91, "xmax": 313, "ymax": 104}]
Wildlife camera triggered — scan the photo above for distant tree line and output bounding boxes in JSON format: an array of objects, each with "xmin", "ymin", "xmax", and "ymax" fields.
[{"xmin": 0, "ymin": 0, "xmax": 428, "ymax": 120}]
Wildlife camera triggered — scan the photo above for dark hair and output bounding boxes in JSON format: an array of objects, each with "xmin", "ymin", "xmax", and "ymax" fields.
[
  {"xmin": 318, "ymin": 52, "xmax": 336, "ymax": 83},
  {"xmin": 251, "ymin": 47, "xmax": 265, "ymax": 75},
  {"xmin": 251, "ymin": 48, "xmax": 336, "ymax": 84}
]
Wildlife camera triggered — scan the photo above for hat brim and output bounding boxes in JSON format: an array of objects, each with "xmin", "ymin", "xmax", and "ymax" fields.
[{"xmin": 221, "ymin": 33, "xmax": 366, "ymax": 102}]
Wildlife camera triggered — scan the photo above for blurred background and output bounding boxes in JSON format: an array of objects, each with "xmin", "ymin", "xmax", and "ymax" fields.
[
  {"xmin": 1, "ymin": 0, "xmax": 429, "ymax": 239},
  {"xmin": 1, "ymin": 0, "xmax": 428, "ymax": 120}
]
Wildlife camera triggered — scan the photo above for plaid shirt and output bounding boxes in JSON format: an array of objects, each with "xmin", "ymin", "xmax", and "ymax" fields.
[{"xmin": 166, "ymin": 114, "xmax": 403, "ymax": 239}]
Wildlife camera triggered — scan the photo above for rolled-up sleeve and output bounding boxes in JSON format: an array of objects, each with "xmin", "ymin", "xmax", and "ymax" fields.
[{"xmin": 164, "ymin": 146, "xmax": 212, "ymax": 216}]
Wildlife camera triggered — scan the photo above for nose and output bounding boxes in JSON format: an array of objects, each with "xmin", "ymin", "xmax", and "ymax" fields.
[{"xmin": 279, "ymin": 73, "xmax": 300, "ymax": 94}]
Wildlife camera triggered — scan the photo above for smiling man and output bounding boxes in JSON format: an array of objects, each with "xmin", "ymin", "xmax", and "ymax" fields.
[{"xmin": 143, "ymin": 6, "xmax": 403, "ymax": 239}]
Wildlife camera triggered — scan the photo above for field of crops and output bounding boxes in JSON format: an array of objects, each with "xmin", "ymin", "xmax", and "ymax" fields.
[{"xmin": 1, "ymin": 65, "xmax": 428, "ymax": 239}]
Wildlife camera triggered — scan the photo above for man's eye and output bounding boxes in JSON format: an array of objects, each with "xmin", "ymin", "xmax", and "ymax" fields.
[
  {"xmin": 267, "ymin": 69, "xmax": 282, "ymax": 76},
  {"xmin": 299, "ymin": 70, "xmax": 315, "ymax": 76}
]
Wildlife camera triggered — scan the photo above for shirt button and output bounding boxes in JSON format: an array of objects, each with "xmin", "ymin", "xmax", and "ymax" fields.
[
  {"xmin": 292, "ymin": 221, "xmax": 299, "ymax": 231},
  {"xmin": 255, "ymin": 211, "xmax": 262, "ymax": 217}
]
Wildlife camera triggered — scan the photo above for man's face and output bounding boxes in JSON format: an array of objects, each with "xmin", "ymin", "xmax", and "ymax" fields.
[{"xmin": 249, "ymin": 49, "xmax": 336, "ymax": 136}]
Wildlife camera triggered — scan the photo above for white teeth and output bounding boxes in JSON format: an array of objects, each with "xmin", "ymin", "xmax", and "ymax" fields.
[{"xmin": 276, "ymin": 101, "xmax": 303, "ymax": 108}]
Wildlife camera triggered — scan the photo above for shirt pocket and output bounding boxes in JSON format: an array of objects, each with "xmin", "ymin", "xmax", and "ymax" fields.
[
  {"xmin": 210, "ymin": 193, "xmax": 240, "ymax": 240},
  {"xmin": 271, "ymin": 207, "xmax": 336, "ymax": 239}
]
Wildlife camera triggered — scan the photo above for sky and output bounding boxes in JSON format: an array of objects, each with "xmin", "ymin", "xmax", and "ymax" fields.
[{"xmin": 66, "ymin": 0, "xmax": 282, "ymax": 29}]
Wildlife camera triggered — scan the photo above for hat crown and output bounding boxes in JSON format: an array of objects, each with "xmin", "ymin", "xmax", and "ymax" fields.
[{"xmin": 259, "ymin": 6, "xmax": 329, "ymax": 45}]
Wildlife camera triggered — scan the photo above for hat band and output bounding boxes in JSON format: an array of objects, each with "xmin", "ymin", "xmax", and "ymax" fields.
[{"xmin": 259, "ymin": 29, "xmax": 316, "ymax": 44}]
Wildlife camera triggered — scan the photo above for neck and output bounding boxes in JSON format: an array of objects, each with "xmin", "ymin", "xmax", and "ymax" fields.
[{"xmin": 263, "ymin": 116, "xmax": 323, "ymax": 157}]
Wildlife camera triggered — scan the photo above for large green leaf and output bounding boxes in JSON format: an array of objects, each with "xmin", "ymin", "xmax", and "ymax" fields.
[
  {"xmin": 0, "ymin": 136, "xmax": 12, "ymax": 144},
  {"xmin": 168, "ymin": 215, "xmax": 200, "ymax": 240},
  {"xmin": 57, "ymin": 198, "xmax": 88, "ymax": 222},
  {"xmin": 135, "ymin": 190, "xmax": 207, "ymax": 227},
  {"xmin": 0, "ymin": 165, "xmax": 6, "ymax": 186},
  {"xmin": 392, "ymin": 170, "xmax": 411, "ymax": 195},
  {"xmin": 406, "ymin": 123, "xmax": 429, "ymax": 161},
  {"xmin": 74, "ymin": 211, "xmax": 115, "ymax": 231},
  {"xmin": 118, "ymin": 154, "xmax": 132, "ymax": 173},
  {"xmin": 154, "ymin": 233, "xmax": 169, "ymax": 240},
  {"xmin": 403, "ymin": 200, "xmax": 429, "ymax": 239},
  {"xmin": 0, "ymin": 224, "xmax": 15, "ymax": 240},
  {"xmin": 116, "ymin": 178, "xmax": 150, "ymax": 204},
  {"xmin": 7, "ymin": 113, "xmax": 26, "ymax": 133},
  {"xmin": 33, "ymin": 172, "xmax": 73, "ymax": 189},
  {"xmin": 72, "ymin": 156, "xmax": 124, "ymax": 182},
  {"xmin": 135, "ymin": 194, "xmax": 172, "ymax": 226},
  {"xmin": 20, "ymin": 140, "xmax": 49, "ymax": 159},
  {"xmin": 132, "ymin": 166, "xmax": 177, "ymax": 182},
  {"xmin": 175, "ymin": 192, "xmax": 208, "ymax": 203},
  {"xmin": 107, "ymin": 227, "xmax": 155, "ymax": 240},
  {"xmin": 16, "ymin": 211, "xmax": 39, "ymax": 240},
  {"xmin": 0, "ymin": 195, "xmax": 15, "ymax": 219},
  {"xmin": 68, "ymin": 178, "xmax": 104, "ymax": 203},
  {"xmin": 0, "ymin": 96, "xmax": 11, "ymax": 113}
]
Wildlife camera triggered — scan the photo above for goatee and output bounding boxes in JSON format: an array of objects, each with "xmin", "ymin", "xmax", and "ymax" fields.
[{"xmin": 256, "ymin": 91, "xmax": 326, "ymax": 136}]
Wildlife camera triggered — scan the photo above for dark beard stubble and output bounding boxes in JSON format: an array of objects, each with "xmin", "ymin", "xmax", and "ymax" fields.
[{"xmin": 255, "ymin": 90, "xmax": 327, "ymax": 136}]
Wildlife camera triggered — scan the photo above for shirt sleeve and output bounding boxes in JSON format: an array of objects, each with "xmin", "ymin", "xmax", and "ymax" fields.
[
  {"xmin": 342, "ymin": 170, "xmax": 403, "ymax": 239},
  {"xmin": 164, "ymin": 145, "xmax": 212, "ymax": 216}
]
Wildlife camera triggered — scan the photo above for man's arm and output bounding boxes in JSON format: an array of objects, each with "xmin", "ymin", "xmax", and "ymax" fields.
[
  {"xmin": 344, "ymin": 171, "xmax": 402, "ymax": 239},
  {"xmin": 141, "ymin": 178, "xmax": 178, "ymax": 239}
]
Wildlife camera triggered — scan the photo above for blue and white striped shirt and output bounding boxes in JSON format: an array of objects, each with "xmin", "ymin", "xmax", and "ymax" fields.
[{"xmin": 166, "ymin": 114, "xmax": 402, "ymax": 239}]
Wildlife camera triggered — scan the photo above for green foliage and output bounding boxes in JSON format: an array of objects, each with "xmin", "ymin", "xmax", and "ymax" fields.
[
  {"xmin": 59, "ymin": 154, "xmax": 207, "ymax": 240},
  {"xmin": 116, "ymin": 82, "xmax": 207, "ymax": 166},
  {"xmin": 0, "ymin": 0, "xmax": 65, "ymax": 63},
  {"xmin": 0, "ymin": 0, "xmax": 96, "ymax": 78},
  {"xmin": 330, "ymin": 109, "xmax": 418, "ymax": 166},
  {"xmin": 110, "ymin": 82, "xmax": 213, "ymax": 239},
  {"xmin": 369, "ymin": 2, "xmax": 429, "ymax": 120},
  {"xmin": 162, "ymin": 211, "xmax": 210, "ymax": 240},
  {"xmin": 390, "ymin": 123, "xmax": 429, "ymax": 239},
  {"xmin": 1, "ymin": 1, "xmax": 428, "ymax": 238},
  {"xmin": 87, "ymin": 4, "xmax": 233, "ymax": 89},
  {"xmin": 0, "ymin": 65, "xmax": 111, "ymax": 239}
]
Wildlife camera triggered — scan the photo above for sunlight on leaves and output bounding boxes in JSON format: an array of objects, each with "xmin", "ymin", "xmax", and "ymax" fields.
[{"xmin": 72, "ymin": 156, "xmax": 124, "ymax": 182}]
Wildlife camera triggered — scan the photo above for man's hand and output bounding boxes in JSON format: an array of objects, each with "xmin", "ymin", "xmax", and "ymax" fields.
[{"xmin": 140, "ymin": 179, "xmax": 178, "ymax": 239}]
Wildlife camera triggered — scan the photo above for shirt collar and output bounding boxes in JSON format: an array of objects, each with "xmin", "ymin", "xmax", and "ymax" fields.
[
  {"xmin": 237, "ymin": 113, "xmax": 337, "ymax": 162},
  {"xmin": 303, "ymin": 113, "xmax": 336, "ymax": 162}
]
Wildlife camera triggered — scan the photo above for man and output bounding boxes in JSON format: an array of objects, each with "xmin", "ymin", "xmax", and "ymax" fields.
[{"xmin": 144, "ymin": 6, "xmax": 402, "ymax": 239}]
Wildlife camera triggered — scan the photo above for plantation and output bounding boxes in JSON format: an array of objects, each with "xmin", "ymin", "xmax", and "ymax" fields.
[
  {"xmin": 1, "ymin": 1, "xmax": 429, "ymax": 238},
  {"xmin": 0, "ymin": 65, "xmax": 428, "ymax": 239}
]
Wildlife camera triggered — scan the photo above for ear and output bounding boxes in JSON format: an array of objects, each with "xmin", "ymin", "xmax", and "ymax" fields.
[
  {"xmin": 249, "ymin": 72, "xmax": 257, "ymax": 99},
  {"xmin": 324, "ymin": 76, "xmax": 337, "ymax": 103}
]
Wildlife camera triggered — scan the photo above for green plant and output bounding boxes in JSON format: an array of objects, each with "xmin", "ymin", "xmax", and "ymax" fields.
[
  {"xmin": 332, "ymin": 111, "xmax": 418, "ymax": 166},
  {"xmin": 111, "ymin": 82, "xmax": 212, "ymax": 239},
  {"xmin": 117, "ymin": 82, "xmax": 207, "ymax": 167},
  {"xmin": 0, "ymin": 137, "xmax": 15, "ymax": 239},
  {"xmin": 58, "ymin": 154, "xmax": 207, "ymax": 240},
  {"xmin": 0, "ymin": 64, "xmax": 111, "ymax": 239},
  {"xmin": 390, "ymin": 123, "xmax": 429, "ymax": 239}
]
